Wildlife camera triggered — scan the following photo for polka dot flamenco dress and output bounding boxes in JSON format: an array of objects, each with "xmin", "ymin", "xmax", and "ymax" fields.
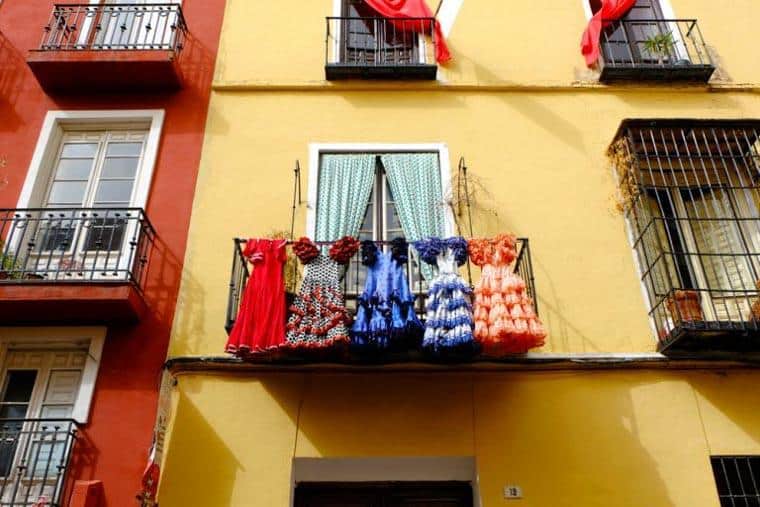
[
  {"xmin": 284, "ymin": 237, "xmax": 360, "ymax": 351},
  {"xmin": 469, "ymin": 235, "xmax": 546, "ymax": 355},
  {"xmin": 414, "ymin": 237, "xmax": 476, "ymax": 355}
]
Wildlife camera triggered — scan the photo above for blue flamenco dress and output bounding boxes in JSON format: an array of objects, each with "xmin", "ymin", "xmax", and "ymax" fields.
[
  {"xmin": 351, "ymin": 238, "xmax": 423, "ymax": 350},
  {"xmin": 414, "ymin": 237, "xmax": 475, "ymax": 354}
]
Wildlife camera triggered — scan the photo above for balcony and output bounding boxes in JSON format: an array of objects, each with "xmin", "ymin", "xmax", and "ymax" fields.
[
  {"xmin": 0, "ymin": 419, "xmax": 79, "ymax": 507},
  {"xmin": 0, "ymin": 208, "xmax": 155, "ymax": 325},
  {"xmin": 225, "ymin": 238, "xmax": 538, "ymax": 362},
  {"xmin": 598, "ymin": 19, "xmax": 715, "ymax": 83},
  {"xmin": 613, "ymin": 120, "xmax": 760, "ymax": 357},
  {"xmin": 27, "ymin": 3, "xmax": 187, "ymax": 92},
  {"xmin": 325, "ymin": 17, "xmax": 438, "ymax": 80}
]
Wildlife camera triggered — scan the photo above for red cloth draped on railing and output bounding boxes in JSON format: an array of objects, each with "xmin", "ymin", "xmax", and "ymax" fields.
[
  {"xmin": 580, "ymin": 0, "xmax": 636, "ymax": 67},
  {"xmin": 363, "ymin": 0, "xmax": 452, "ymax": 63}
]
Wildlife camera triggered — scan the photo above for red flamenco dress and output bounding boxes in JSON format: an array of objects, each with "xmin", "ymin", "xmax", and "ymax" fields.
[
  {"xmin": 469, "ymin": 235, "xmax": 546, "ymax": 356},
  {"xmin": 226, "ymin": 238, "xmax": 288, "ymax": 356}
]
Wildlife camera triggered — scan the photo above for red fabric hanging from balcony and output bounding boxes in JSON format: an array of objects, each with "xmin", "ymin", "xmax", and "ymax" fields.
[
  {"xmin": 362, "ymin": 0, "xmax": 452, "ymax": 63},
  {"xmin": 580, "ymin": 0, "xmax": 636, "ymax": 67}
]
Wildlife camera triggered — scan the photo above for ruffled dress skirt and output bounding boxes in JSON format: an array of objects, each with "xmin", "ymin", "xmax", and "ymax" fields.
[{"xmin": 422, "ymin": 272, "xmax": 475, "ymax": 354}]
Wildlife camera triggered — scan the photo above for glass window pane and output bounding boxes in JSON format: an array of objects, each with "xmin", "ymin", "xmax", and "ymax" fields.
[
  {"xmin": 105, "ymin": 142, "xmax": 142, "ymax": 157},
  {"xmin": 101, "ymin": 157, "xmax": 138, "ymax": 179},
  {"xmin": 0, "ymin": 405, "xmax": 30, "ymax": 419},
  {"xmin": 94, "ymin": 180, "xmax": 134, "ymax": 203},
  {"xmin": 48, "ymin": 181, "xmax": 87, "ymax": 205},
  {"xmin": 54, "ymin": 158, "xmax": 94, "ymax": 181},
  {"xmin": 2, "ymin": 371, "xmax": 37, "ymax": 403},
  {"xmin": 39, "ymin": 405, "xmax": 73, "ymax": 419},
  {"xmin": 61, "ymin": 143, "xmax": 98, "ymax": 158}
]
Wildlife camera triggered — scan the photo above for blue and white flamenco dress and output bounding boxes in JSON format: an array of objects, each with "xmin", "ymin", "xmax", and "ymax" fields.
[{"xmin": 413, "ymin": 237, "xmax": 476, "ymax": 355}]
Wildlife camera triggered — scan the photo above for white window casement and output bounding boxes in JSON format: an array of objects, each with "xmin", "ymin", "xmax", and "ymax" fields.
[
  {"xmin": 0, "ymin": 327, "xmax": 105, "ymax": 424},
  {"xmin": 8, "ymin": 110, "xmax": 163, "ymax": 280},
  {"xmin": 0, "ymin": 327, "xmax": 104, "ymax": 505}
]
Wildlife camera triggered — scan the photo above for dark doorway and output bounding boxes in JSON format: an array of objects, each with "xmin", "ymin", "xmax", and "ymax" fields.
[{"xmin": 294, "ymin": 481, "xmax": 473, "ymax": 507}]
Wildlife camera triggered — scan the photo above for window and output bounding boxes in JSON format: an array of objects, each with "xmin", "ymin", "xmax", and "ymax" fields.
[
  {"xmin": 40, "ymin": 130, "xmax": 146, "ymax": 254},
  {"xmin": 10, "ymin": 111, "xmax": 162, "ymax": 282},
  {"xmin": 0, "ymin": 350, "xmax": 85, "ymax": 505},
  {"xmin": 345, "ymin": 156, "xmax": 406, "ymax": 295},
  {"xmin": 309, "ymin": 147, "xmax": 452, "ymax": 304},
  {"xmin": 339, "ymin": 0, "xmax": 420, "ymax": 65},
  {"xmin": 711, "ymin": 456, "xmax": 760, "ymax": 507},
  {"xmin": 614, "ymin": 121, "xmax": 760, "ymax": 348},
  {"xmin": 294, "ymin": 482, "xmax": 473, "ymax": 507}
]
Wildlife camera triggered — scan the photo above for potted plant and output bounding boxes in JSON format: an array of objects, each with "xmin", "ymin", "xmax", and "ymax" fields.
[
  {"xmin": 0, "ymin": 240, "xmax": 18, "ymax": 280},
  {"xmin": 665, "ymin": 289, "xmax": 703, "ymax": 323},
  {"xmin": 643, "ymin": 31, "xmax": 675, "ymax": 65}
]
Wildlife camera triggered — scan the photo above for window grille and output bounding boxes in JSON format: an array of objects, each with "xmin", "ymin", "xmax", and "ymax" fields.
[{"xmin": 611, "ymin": 121, "xmax": 760, "ymax": 352}]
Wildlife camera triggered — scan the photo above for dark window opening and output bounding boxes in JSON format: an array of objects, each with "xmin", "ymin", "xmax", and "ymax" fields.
[
  {"xmin": 340, "ymin": 0, "xmax": 419, "ymax": 65},
  {"xmin": 711, "ymin": 456, "xmax": 760, "ymax": 507},
  {"xmin": 295, "ymin": 481, "xmax": 473, "ymax": 507}
]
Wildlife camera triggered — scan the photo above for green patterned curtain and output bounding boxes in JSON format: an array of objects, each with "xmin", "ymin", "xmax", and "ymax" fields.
[
  {"xmin": 381, "ymin": 153, "xmax": 445, "ymax": 279},
  {"xmin": 315, "ymin": 154, "xmax": 376, "ymax": 242}
]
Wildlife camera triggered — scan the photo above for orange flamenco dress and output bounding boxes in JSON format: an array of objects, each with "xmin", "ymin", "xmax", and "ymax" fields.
[{"xmin": 468, "ymin": 235, "xmax": 546, "ymax": 355}]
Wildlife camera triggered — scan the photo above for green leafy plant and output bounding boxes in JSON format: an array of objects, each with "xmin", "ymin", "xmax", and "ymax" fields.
[
  {"xmin": 0, "ymin": 239, "xmax": 19, "ymax": 279},
  {"xmin": 643, "ymin": 31, "xmax": 675, "ymax": 64}
]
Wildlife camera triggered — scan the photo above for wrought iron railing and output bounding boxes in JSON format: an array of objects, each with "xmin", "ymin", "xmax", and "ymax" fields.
[
  {"xmin": 599, "ymin": 19, "xmax": 713, "ymax": 80},
  {"xmin": 612, "ymin": 121, "xmax": 760, "ymax": 350},
  {"xmin": 225, "ymin": 238, "xmax": 537, "ymax": 333},
  {"xmin": 325, "ymin": 16, "xmax": 437, "ymax": 78},
  {"xmin": 0, "ymin": 208, "xmax": 155, "ymax": 289},
  {"xmin": 0, "ymin": 419, "xmax": 79, "ymax": 507},
  {"xmin": 39, "ymin": 3, "xmax": 187, "ymax": 52}
]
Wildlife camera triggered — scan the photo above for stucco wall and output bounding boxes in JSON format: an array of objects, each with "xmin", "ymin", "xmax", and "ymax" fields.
[{"xmin": 158, "ymin": 370, "xmax": 760, "ymax": 507}]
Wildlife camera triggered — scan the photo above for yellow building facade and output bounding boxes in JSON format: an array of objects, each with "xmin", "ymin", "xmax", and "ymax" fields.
[{"xmin": 159, "ymin": 1, "xmax": 760, "ymax": 505}]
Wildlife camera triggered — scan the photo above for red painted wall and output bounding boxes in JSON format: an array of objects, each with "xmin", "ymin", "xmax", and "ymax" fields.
[{"xmin": 0, "ymin": 0, "xmax": 226, "ymax": 505}]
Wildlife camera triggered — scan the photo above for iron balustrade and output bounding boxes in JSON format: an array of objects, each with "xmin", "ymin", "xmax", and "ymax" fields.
[
  {"xmin": 0, "ymin": 208, "xmax": 155, "ymax": 289},
  {"xmin": 39, "ymin": 3, "xmax": 187, "ymax": 52},
  {"xmin": 0, "ymin": 419, "xmax": 79, "ymax": 507},
  {"xmin": 325, "ymin": 16, "xmax": 438, "ymax": 79},
  {"xmin": 612, "ymin": 121, "xmax": 760, "ymax": 353},
  {"xmin": 225, "ymin": 238, "xmax": 538, "ymax": 335},
  {"xmin": 599, "ymin": 18, "xmax": 714, "ymax": 82}
]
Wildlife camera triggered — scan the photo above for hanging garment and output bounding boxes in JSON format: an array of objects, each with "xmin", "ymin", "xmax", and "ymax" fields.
[
  {"xmin": 580, "ymin": 0, "xmax": 636, "ymax": 67},
  {"xmin": 469, "ymin": 235, "xmax": 546, "ymax": 355},
  {"xmin": 414, "ymin": 237, "xmax": 475, "ymax": 354},
  {"xmin": 285, "ymin": 237, "xmax": 360, "ymax": 350},
  {"xmin": 363, "ymin": 0, "xmax": 452, "ymax": 63},
  {"xmin": 226, "ymin": 238, "xmax": 288, "ymax": 356},
  {"xmin": 351, "ymin": 238, "xmax": 423, "ymax": 350}
]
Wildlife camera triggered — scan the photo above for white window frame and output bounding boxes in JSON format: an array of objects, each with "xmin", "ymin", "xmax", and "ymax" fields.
[
  {"xmin": 11, "ymin": 110, "xmax": 163, "ymax": 276},
  {"xmin": 306, "ymin": 143, "xmax": 456, "ymax": 239},
  {"xmin": 17, "ymin": 110, "xmax": 163, "ymax": 212},
  {"xmin": 0, "ymin": 327, "xmax": 106, "ymax": 425}
]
